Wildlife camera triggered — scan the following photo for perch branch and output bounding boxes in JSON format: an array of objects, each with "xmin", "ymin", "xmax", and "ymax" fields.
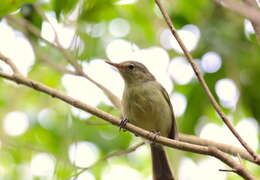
[{"xmin": 0, "ymin": 53, "xmax": 256, "ymax": 180}]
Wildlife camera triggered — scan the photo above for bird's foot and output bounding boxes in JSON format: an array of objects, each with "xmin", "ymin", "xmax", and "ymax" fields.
[
  {"xmin": 119, "ymin": 118, "xmax": 128, "ymax": 131},
  {"xmin": 149, "ymin": 131, "xmax": 161, "ymax": 144}
]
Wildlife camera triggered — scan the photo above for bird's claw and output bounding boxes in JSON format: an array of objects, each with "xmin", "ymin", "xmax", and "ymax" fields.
[
  {"xmin": 119, "ymin": 118, "xmax": 128, "ymax": 131},
  {"xmin": 150, "ymin": 131, "xmax": 161, "ymax": 144}
]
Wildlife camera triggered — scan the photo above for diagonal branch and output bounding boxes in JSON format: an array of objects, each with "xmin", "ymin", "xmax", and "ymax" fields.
[
  {"xmin": 32, "ymin": 4, "xmax": 83, "ymax": 72},
  {"xmin": 0, "ymin": 52, "xmax": 21, "ymax": 74},
  {"xmin": 5, "ymin": 15, "xmax": 121, "ymax": 110},
  {"xmin": 0, "ymin": 53, "xmax": 256, "ymax": 180},
  {"xmin": 154, "ymin": 0, "xmax": 260, "ymax": 163}
]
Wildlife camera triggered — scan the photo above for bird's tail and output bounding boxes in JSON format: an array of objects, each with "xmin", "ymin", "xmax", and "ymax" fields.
[{"xmin": 150, "ymin": 144, "xmax": 175, "ymax": 180}]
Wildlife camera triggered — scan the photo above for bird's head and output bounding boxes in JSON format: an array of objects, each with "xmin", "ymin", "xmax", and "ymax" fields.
[{"xmin": 106, "ymin": 61, "xmax": 155, "ymax": 85}]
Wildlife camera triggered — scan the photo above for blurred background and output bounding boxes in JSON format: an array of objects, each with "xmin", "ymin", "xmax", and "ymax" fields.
[{"xmin": 0, "ymin": 0, "xmax": 260, "ymax": 179}]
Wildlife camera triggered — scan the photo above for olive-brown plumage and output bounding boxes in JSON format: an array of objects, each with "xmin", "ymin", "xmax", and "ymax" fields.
[{"xmin": 106, "ymin": 61, "xmax": 178, "ymax": 180}]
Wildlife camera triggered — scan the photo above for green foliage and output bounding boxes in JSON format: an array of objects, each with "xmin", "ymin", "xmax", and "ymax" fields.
[
  {"xmin": 0, "ymin": 0, "xmax": 35, "ymax": 17},
  {"xmin": 1, "ymin": 0, "xmax": 260, "ymax": 180}
]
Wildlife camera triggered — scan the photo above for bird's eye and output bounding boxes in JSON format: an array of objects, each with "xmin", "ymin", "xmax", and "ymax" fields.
[{"xmin": 127, "ymin": 64, "xmax": 135, "ymax": 70}]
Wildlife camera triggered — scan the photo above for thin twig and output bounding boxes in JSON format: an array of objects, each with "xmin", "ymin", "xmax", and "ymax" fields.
[
  {"xmin": 0, "ymin": 52, "xmax": 21, "ymax": 74},
  {"xmin": 0, "ymin": 71, "xmax": 13, "ymax": 80},
  {"xmin": 33, "ymin": 4, "xmax": 83, "ymax": 72},
  {"xmin": 209, "ymin": 146, "xmax": 255, "ymax": 180},
  {"xmin": 154, "ymin": 0, "xmax": 260, "ymax": 163},
  {"xmin": 219, "ymin": 169, "xmax": 237, "ymax": 172},
  {"xmin": 0, "ymin": 53, "xmax": 257, "ymax": 180}
]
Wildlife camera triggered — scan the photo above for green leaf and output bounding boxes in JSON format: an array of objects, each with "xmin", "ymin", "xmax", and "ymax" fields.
[{"xmin": 0, "ymin": 0, "xmax": 35, "ymax": 17}]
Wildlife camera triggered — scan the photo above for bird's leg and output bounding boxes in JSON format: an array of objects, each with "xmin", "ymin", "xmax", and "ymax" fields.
[
  {"xmin": 119, "ymin": 118, "xmax": 128, "ymax": 131},
  {"xmin": 149, "ymin": 130, "xmax": 161, "ymax": 144}
]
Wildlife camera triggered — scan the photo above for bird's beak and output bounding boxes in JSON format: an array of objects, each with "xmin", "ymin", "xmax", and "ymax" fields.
[{"xmin": 105, "ymin": 61, "xmax": 122, "ymax": 69}]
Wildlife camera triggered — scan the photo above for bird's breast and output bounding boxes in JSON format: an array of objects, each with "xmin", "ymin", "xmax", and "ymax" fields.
[{"xmin": 122, "ymin": 81, "xmax": 172, "ymax": 136}]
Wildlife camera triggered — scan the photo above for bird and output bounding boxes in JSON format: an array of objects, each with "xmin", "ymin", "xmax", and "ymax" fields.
[{"xmin": 106, "ymin": 60, "xmax": 178, "ymax": 180}]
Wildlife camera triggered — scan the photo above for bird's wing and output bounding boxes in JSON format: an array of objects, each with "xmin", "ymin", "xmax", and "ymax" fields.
[{"xmin": 158, "ymin": 83, "xmax": 178, "ymax": 140}]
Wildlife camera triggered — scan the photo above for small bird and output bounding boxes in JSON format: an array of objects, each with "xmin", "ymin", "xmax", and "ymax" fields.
[{"xmin": 106, "ymin": 61, "xmax": 178, "ymax": 180}]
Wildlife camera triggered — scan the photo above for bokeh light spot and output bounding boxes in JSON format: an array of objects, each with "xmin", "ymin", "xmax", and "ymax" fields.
[
  {"xmin": 128, "ymin": 144, "xmax": 150, "ymax": 165},
  {"xmin": 71, "ymin": 107, "xmax": 92, "ymax": 120},
  {"xmin": 169, "ymin": 25, "xmax": 200, "ymax": 53},
  {"xmin": 69, "ymin": 141, "xmax": 99, "ymax": 168},
  {"xmin": 168, "ymin": 57, "xmax": 194, "ymax": 85},
  {"xmin": 85, "ymin": 59, "xmax": 124, "ymax": 98},
  {"xmin": 62, "ymin": 73, "xmax": 106, "ymax": 107},
  {"xmin": 109, "ymin": 18, "xmax": 130, "ymax": 37},
  {"xmin": 102, "ymin": 165, "xmax": 143, "ymax": 180},
  {"xmin": 215, "ymin": 78, "xmax": 239, "ymax": 108},
  {"xmin": 38, "ymin": 108, "xmax": 54, "ymax": 129},
  {"xmin": 160, "ymin": 29, "xmax": 172, "ymax": 49},
  {"xmin": 73, "ymin": 171, "xmax": 95, "ymax": 180},
  {"xmin": 179, "ymin": 158, "xmax": 200, "ymax": 180},
  {"xmin": 236, "ymin": 118, "xmax": 259, "ymax": 150},
  {"xmin": 0, "ymin": 20, "xmax": 35, "ymax": 76},
  {"xmin": 3, "ymin": 111, "xmax": 29, "ymax": 136},
  {"xmin": 115, "ymin": 0, "xmax": 137, "ymax": 5},
  {"xmin": 179, "ymin": 157, "xmax": 226, "ymax": 180},
  {"xmin": 244, "ymin": 19, "xmax": 255, "ymax": 39},
  {"xmin": 41, "ymin": 12, "xmax": 76, "ymax": 48},
  {"xmin": 30, "ymin": 153, "xmax": 55, "ymax": 177},
  {"xmin": 87, "ymin": 22, "xmax": 106, "ymax": 38},
  {"xmin": 171, "ymin": 93, "xmax": 187, "ymax": 117},
  {"xmin": 201, "ymin": 52, "xmax": 222, "ymax": 73},
  {"xmin": 106, "ymin": 39, "xmax": 139, "ymax": 62}
]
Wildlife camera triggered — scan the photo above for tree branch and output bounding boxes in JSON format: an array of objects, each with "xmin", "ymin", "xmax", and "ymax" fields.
[
  {"xmin": 5, "ymin": 15, "xmax": 121, "ymax": 110},
  {"xmin": 0, "ymin": 52, "xmax": 21, "ymax": 74},
  {"xmin": 214, "ymin": 0, "xmax": 260, "ymax": 44},
  {"xmin": 0, "ymin": 53, "xmax": 257, "ymax": 180},
  {"xmin": 154, "ymin": 0, "xmax": 260, "ymax": 163},
  {"xmin": 213, "ymin": 0, "xmax": 260, "ymax": 25},
  {"xmin": 179, "ymin": 134, "xmax": 256, "ymax": 164},
  {"xmin": 242, "ymin": 0, "xmax": 260, "ymax": 44},
  {"xmin": 208, "ymin": 146, "xmax": 255, "ymax": 180}
]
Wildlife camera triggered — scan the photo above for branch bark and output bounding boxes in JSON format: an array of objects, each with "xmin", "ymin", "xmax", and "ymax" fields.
[{"xmin": 154, "ymin": 0, "xmax": 260, "ymax": 163}]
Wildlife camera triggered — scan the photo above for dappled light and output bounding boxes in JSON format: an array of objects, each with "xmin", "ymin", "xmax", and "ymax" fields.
[
  {"xmin": 215, "ymin": 78, "xmax": 239, "ymax": 109},
  {"xmin": 101, "ymin": 164, "xmax": 144, "ymax": 180},
  {"xmin": 201, "ymin": 52, "xmax": 222, "ymax": 73},
  {"xmin": 68, "ymin": 141, "xmax": 99, "ymax": 168},
  {"xmin": 30, "ymin": 153, "xmax": 55, "ymax": 177},
  {"xmin": 168, "ymin": 57, "xmax": 195, "ymax": 85},
  {"xmin": 3, "ymin": 111, "xmax": 30, "ymax": 136},
  {"xmin": 109, "ymin": 18, "xmax": 130, "ymax": 37}
]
